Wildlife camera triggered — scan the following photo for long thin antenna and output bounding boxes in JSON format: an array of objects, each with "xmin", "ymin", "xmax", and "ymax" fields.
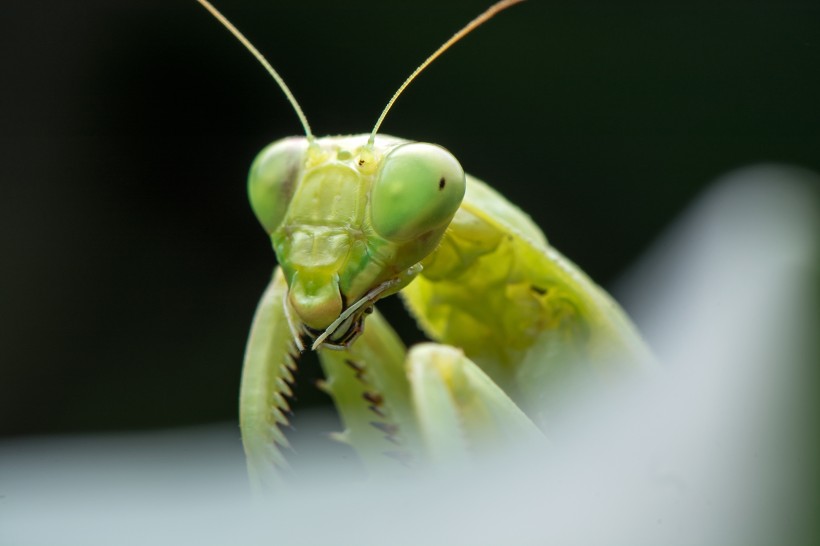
[
  {"xmin": 368, "ymin": 0, "xmax": 525, "ymax": 146},
  {"xmin": 195, "ymin": 0, "xmax": 314, "ymax": 141}
]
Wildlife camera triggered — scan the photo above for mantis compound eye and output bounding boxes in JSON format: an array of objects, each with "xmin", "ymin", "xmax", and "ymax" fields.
[
  {"xmin": 370, "ymin": 142, "xmax": 466, "ymax": 242},
  {"xmin": 247, "ymin": 137, "xmax": 308, "ymax": 234}
]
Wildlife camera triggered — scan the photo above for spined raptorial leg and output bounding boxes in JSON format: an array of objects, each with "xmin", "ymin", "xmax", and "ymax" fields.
[{"xmin": 318, "ymin": 319, "xmax": 543, "ymax": 475}]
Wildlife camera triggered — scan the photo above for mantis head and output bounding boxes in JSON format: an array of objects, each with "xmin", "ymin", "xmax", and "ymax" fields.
[{"xmin": 248, "ymin": 135, "xmax": 465, "ymax": 350}]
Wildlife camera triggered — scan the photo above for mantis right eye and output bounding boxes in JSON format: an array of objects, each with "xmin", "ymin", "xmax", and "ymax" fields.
[
  {"xmin": 247, "ymin": 137, "xmax": 307, "ymax": 234},
  {"xmin": 370, "ymin": 142, "xmax": 466, "ymax": 242}
]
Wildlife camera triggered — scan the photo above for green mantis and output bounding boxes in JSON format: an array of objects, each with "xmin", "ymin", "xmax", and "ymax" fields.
[{"xmin": 196, "ymin": 0, "xmax": 654, "ymax": 490}]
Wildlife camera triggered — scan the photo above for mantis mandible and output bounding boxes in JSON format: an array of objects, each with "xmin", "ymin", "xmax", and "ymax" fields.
[{"xmin": 195, "ymin": 0, "xmax": 654, "ymax": 489}]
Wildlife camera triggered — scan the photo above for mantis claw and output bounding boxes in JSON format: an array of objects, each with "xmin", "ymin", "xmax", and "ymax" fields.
[
  {"xmin": 239, "ymin": 268, "xmax": 303, "ymax": 490},
  {"xmin": 281, "ymin": 291, "xmax": 305, "ymax": 353}
]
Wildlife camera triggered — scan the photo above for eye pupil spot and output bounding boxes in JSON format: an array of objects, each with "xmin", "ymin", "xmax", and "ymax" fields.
[{"xmin": 439, "ymin": 177, "xmax": 446, "ymax": 190}]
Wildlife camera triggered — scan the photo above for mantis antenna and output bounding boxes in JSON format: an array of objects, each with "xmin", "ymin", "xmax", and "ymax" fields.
[
  {"xmin": 367, "ymin": 0, "xmax": 526, "ymax": 146},
  {"xmin": 196, "ymin": 0, "xmax": 524, "ymax": 143},
  {"xmin": 195, "ymin": 0, "xmax": 314, "ymax": 142}
]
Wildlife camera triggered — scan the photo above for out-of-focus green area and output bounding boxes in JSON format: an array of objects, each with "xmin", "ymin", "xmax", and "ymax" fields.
[{"xmin": 1, "ymin": 0, "xmax": 818, "ymax": 436}]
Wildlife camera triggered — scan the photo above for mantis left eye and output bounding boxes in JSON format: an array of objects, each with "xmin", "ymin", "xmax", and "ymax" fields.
[
  {"xmin": 247, "ymin": 137, "xmax": 307, "ymax": 234},
  {"xmin": 370, "ymin": 142, "xmax": 466, "ymax": 242}
]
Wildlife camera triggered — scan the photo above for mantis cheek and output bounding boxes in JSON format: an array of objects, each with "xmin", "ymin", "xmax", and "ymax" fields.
[{"xmin": 288, "ymin": 272, "xmax": 343, "ymax": 331}]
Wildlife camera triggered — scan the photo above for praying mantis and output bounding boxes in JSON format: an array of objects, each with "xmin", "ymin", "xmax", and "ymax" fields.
[{"xmin": 195, "ymin": 0, "xmax": 654, "ymax": 490}]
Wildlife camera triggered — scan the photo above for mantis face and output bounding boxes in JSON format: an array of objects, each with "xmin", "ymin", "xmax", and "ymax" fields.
[{"xmin": 248, "ymin": 134, "xmax": 466, "ymax": 349}]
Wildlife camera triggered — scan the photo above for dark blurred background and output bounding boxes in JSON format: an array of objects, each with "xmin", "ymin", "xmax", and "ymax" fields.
[{"xmin": 1, "ymin": 0, "xmax": 818, "ymax": 437}]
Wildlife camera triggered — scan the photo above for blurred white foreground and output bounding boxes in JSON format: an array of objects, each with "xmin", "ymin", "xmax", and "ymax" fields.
[{"xmin": 2, "ymin": 165, "xmax": 818, "ymax": 546}]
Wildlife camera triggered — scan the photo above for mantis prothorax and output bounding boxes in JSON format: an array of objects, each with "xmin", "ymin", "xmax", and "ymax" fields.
[{"xmin": 195, "ymin": 0, "xmax": 654, "ymax": 490}]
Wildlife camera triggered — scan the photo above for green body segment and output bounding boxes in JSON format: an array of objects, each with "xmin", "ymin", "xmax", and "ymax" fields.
[
  {"xmin": 401, "ymin": 174, "xmax": 655, "ymax": 415},
  {"xmin": 317, "ymin": 324, "xmax": 543, "ymax": 472},
  {"xmin": 316, "ymin": 310, "xmax": 419, "ymax": 474},
  {"xmin": 407, "ymin": 343, "xmax": 543, "ymax": 466}
]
